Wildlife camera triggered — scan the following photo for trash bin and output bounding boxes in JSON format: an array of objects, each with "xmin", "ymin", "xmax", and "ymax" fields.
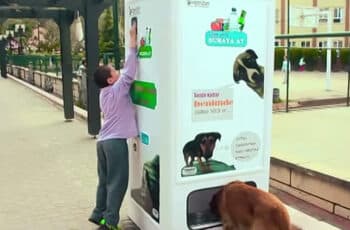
[
  {"xmin": 28, "ymin": 61, "xmax": 34, "ymax": 84},
  {"xmin": 273, "ymin": 88, "xmax": 280, "ymax": 103}
]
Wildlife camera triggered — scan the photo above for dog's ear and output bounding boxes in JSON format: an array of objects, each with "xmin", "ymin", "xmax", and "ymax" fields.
[
  {"xmin": 214, "ymin": 132, "xmax": 221, "ymax": 141},
  {"xmin": 245, "ymin": 181, "xmax": 257, "ymax": 187},
  {"xmin": 208, "ymin": 132, "xmax": 221, "ymax": 141},
  {"xmin": 194, "ymin": 133, "xmax": 206, "ymax": 142},
  {"xmin": 246, "ymin": 49, "xmax": 258, "ymax": 59}
]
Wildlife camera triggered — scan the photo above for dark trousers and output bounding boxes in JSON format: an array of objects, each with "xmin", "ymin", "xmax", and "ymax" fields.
[{"xmin": 90, "ymin": 138, "xmax": 129, "ymax": 226}]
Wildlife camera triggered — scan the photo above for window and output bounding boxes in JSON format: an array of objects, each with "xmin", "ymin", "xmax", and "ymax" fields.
[
  {"xmin": 319, "ymin": 8, "xmax": 329, "ymax": 23},
  {"xmin": 275, "ymin": 41, "xmax": 280, "ymax": 47},
  {"xmin": 301, "ymin": 41, "xmax": 310, "ymax": 47},
  {"xmin": 275, "ymin": 9, "xmax": 280, "ymax": 23},
  {"xmin": 333, "ymin": 40, "xmax": 343, "ymax": 48},
  {"xmin": 319, "ymin": 41, "xmax": 329, "ymax": 48},
  {"xmin": 318, "ymin": 41, "xmax": 323, "ymax": 48},
  {"xmin": 333, "ymin": 8, "xmax": 343, "ymax": 23}
]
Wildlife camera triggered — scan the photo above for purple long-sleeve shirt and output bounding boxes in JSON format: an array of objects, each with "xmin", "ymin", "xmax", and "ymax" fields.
[{"xmin": 98, "ymin": 48, "xmax": 138, "ymax": 141}]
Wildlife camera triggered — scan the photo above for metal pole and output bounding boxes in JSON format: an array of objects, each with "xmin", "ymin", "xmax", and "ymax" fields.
[
  {"xmin": 326, "ymin": 10, "xmax": 332, "ymax": 91},
  {"xmin": 286, "ymin": 0, "xmax": 290, "ymax": 112},
  {"xmin": 112, "ymin": 0, "xmax": 120, "ymax": 69},
  {"xmin": 276, "ymin": 31, "xmax": 350, "ymax": 39},
  {"xmin": 347, "ymin": 71, "xmax": 350, "ymax": 106}
]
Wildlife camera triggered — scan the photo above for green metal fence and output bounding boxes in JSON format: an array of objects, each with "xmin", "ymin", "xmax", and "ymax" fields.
[
  {"xmin": 7, "ymin": 54, "xmax": 83, "ymax": 76},
  {"xmin": 7, "ymin": 51, "xmax": 123, "ymax": 76}
]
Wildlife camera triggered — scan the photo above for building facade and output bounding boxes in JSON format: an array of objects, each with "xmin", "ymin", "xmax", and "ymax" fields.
[{"xmin": 276, "ymin": 0, "xmax": 350, "ymax": 48}]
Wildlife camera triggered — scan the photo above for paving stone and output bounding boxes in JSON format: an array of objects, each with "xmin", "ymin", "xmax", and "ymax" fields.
[{"xmin": 0, "ymin": 78, "xmax": 138, "ymax": 229}]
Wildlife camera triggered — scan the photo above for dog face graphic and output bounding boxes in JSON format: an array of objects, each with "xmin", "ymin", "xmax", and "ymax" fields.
[
  {"xmin": 195, "ymin": 132, "xmax": 221, "ymax": 161},
  {"xmin": 233, "ymin": 49, "xmax": 264, "ymax": 98},
  {"xmin": 183, "ymin": 132, "xmax": 221, "ymax": 168}
]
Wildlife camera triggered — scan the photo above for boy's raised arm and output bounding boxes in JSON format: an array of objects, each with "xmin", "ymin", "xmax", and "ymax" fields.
[{"xmin": 120, "ymin": 25, "xmax": 138, "ymax": 86}]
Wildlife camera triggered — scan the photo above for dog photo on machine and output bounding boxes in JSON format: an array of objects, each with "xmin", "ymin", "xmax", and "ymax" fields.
[
  {"xmin": 233, "ymin": 49, "xmax": 265, "ymax": 98},
  {"xmin": 181, "ymin": 132, "xmax": 235, "ymax": 177},
  {"xmin": 210, "ymin": 181, "xmax": 302, "ymax": 230}
]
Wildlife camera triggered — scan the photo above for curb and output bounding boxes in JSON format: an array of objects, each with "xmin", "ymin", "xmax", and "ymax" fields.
[{"xmin": 8, "ymin": 75, "xmax": 88, "ymax": 121}]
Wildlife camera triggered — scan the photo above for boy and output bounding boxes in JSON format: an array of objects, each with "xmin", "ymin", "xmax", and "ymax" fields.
[{"xmin": 89, "ymin": 25, "xmax": 138, "ymax": 230}]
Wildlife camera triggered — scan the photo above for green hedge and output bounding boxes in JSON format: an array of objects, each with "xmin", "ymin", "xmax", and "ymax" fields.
[{"xmin": 274, "ymin": 47, "xmax": 350, "ymax": 71}]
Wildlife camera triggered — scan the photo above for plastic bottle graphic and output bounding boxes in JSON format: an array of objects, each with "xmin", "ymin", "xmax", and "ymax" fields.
[
  {"xmin": 146, "ymin": 27, "xmax": 152, "ymax": 45},
  {"xmin": 229, "ymin": 8, "xmax": 239, "ymax": 31},
  {"xmin": 139, "ymin": 27, "xmax": 152, "ymax": 58},
  {"xmin": 148, "ymin": 28, "xmax": 152, "ymax": 45},
  {"xmin": 223, "ymin": 19, "xmax": 229, "ymax": 31},
  {"xmin": 238, "ymin": 10, "xmax": 247, "ymax": 31}
]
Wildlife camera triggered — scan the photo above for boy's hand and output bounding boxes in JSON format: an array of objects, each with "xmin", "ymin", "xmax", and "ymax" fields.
[{"xmin": 130, "ymin": 24, "xmax": 137, "ymax": 48}]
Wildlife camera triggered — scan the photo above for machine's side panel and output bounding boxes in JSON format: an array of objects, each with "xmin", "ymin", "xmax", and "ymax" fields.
[{"xmin": 125, "ymin": 0, "xmax": 175, "ymax": 229}]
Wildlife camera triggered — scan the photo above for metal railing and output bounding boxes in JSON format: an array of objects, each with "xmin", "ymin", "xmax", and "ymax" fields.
[
  {"xmin": 7, "ymin": 54, "xmax": 83, "ymax": 76},
  {"xmin": 275, "ymin": 32, "xmax": 350, "ymax": 112}
]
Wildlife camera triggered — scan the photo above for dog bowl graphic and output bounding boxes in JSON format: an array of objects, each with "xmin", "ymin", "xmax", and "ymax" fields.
[
  {"xmin": 182, "ymin": 166, "xmax": 197, "ymax": 176},
  {"xmin": 181, "ymin": 160, "xmax": 235, "ymax": 177}
]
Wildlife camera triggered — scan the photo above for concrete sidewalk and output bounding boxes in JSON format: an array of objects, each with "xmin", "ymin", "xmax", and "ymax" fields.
[
  {"xmin": 0, "ymin": 76, "xmax": 342, "ymax": 229},
  {"xmin": 0, "ymin": 77, "xmax": 113, "ymax": 229},
  {"xmin": 272, "ymin": 107, "xmax": 350, "ymax": 182},
  {"xmin": 273, "ymin": 71, "xmax": 349, "ymax": 102}
]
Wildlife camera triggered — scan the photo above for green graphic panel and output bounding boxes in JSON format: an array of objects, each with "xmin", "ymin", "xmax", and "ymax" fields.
[
  {"xmin": 138, "ymin": 46, "xmax": 152, "ymax": 58},
  {"xmin": 130, "ymin": 81, "xmax": 157, "ymax": 109}
]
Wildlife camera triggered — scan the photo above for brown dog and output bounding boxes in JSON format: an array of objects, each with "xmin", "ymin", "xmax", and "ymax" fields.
[{"xmin": 211, "ymin": 181, "xmax": 299, "ymax": 230}]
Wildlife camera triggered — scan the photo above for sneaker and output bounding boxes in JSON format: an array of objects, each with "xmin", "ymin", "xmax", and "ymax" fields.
[
  {"xmin": 96, "ymin": 225, "xmax": 108, "ymax": 230},
  {"xmin": 106, "ymin": 224, "xmax": 121, "ymax": 230},
  {"xmin": 88, "ymin": 217, "xmax": 106, "ymax": 226},
  {"xmin": 96, "ymin": 224, "xmax": 121, "ymax": 230}
]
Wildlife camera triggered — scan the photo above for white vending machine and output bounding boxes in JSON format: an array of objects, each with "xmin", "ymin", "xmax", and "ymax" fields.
[{"xmin": 125, "ymin": 0, "xmax": 275, "ymax": 229}]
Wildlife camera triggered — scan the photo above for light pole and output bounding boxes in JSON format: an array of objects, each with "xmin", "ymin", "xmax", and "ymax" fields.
[
  {"xmin": 286, "ymin": 0, "xmax": 290, "ymax": 112},
  {"xmin": 325, "ymin": 10, "xmax": 332, "ymax": 91},
  {"xmin": 5, "ymin": 30, "xmax": 14, "ymax": 54},
  {"xmin": 37, "ymin": 23, "xmax": 41, "ymax": 52},
  {"xmin": 15, "ymin": 24, "xmax": 25, "ymax": 55}
]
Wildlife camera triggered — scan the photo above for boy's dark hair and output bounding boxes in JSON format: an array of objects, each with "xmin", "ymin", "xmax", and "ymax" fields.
[{"xmin": 94, "ymin": 65, "xmax": 111, "ymax": 88}]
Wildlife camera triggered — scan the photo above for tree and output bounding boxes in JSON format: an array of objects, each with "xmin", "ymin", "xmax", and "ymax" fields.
[
  {"xmin": 99, "ymin": 7, "xmax": 115, "ymax": 53},
  {"xmin": 38, "ymin": 20, "xmax": 60, "ymax": 53},
  {"xmin": 117, "ymin": 0, "xmax": 125, "ymax": 50}
]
